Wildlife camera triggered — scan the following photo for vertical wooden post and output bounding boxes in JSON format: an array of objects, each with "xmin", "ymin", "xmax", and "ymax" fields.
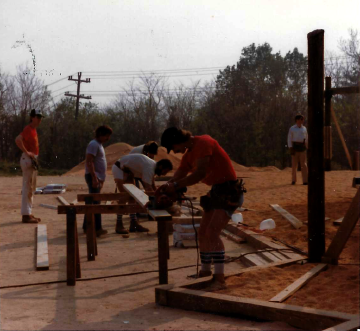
[
  {"xmin": 85, "ymin": 196, "xmax": 96, "ymax": 261},
  {"xmin": 307, "ymin": 29, "xmax": 325, "ymax": 262},
  {"xmin": 353, "ymin": 151, "xmax": 360, "ymax": 171},
  {"xmin": 324, "ymin": 76, "xmax": 332, "ymax": 171},
  {"xmin": 66, "ymin": 209, "xmax": 77, "ymax": 286},
  {"xmin": 157, "ymin": 220, "xmax": 169, "ymax": 284},
  {"xmin": 75, "ymin": 221, "xmax": 81, "ymax": 279}
]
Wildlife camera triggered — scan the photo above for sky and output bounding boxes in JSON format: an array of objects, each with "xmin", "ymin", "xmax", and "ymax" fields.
[{"xmin": 1, "ymin": 0, "xmax": 359, "ymax": 105}]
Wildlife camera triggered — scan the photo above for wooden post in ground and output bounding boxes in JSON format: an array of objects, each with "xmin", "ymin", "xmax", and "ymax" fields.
[
  {"xmin": 75, "ymin": 222, "xmax": 81, "ymax": 278},
  {"xmin": 66, "ymin": 208, "xmax": 77, "ymax": 286},
  {"xmin": 353, "ymin": 151, "xmax": 360, "ymax": 171},
  {"xmin": 85, "ymin": 197, "xmax": 97, "ymax": 261},
  {"xmin": 307, "ymin": 29, "xmax": 325, "ymax": 262},
  {"xmin": 324, "ymin": 76, "xmax": 332, "ymax": 171}
]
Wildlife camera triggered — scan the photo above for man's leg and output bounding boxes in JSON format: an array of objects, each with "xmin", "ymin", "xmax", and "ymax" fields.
[
  {"xmin": 114, "ymin": 179, "xmax": 129, "ymax": 235},
  {"xmin": 83, "ymin": 174, "xmax": 102, "ymax": 231},
  {"xmin": 299, "ymin": 151, "xmax": 308, "ymax": 184},
  {"xmin": 291, "ymin": 153, "xmax": 298, "ymax": 184},
  {"xmin": 198, "ymin": 210, "xmax": 215, "ymax": 277}
]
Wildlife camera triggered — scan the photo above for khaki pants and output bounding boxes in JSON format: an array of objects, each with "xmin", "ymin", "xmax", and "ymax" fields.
[
  {"xmin": 20, "ymin": 153, "xmax": 37, "ymax": 215},
  {"xmin": 292, "ymin": 151, "xmax": 308, "ymax": 183}
]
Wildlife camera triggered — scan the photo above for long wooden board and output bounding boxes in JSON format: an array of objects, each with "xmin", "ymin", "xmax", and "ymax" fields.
[
  {"xmin": 322, "ymin": 318, "xmax": 360, "ymax": 331},
  {"xmin": 77, "ymin": 192, "xmax": 133, "ymax": 202},
  {"xmin": 57, "ymin": 196, "xmax": 70, "ymax": 206},
  {"xmin": 156, "ymin": 286, "xmax": 355, "ymax": 331},
  {"xmin": 123, "ymin": 184, "xmax": 172, "ymax": 220},
  {"xmin": 58, "ymin": 204, "xmax": 146, "ymax": 215},
  {"xmin": 323, "ymin": 188, "xmax": 360, "ymax": 263},
  {"xmin": 270, "ymin": 204, "xmax": 303, "ymax": 229},
  {"xmin": 36, "ymin": 224, "xmax": 49, "ymax": 270},
  {"xmin": 172, "ymin": 216, "xmax": 202, "ymax": 224},
  {"xmin": 270, "ymin": 264, "xmax": 327, "ymax": 303},
  {"xmin": 40, "ymin": 204, "xmax": 57, "ymax": 210}
]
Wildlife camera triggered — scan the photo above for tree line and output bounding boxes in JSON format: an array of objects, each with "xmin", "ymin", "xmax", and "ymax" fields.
[{"xmin": 0, "ymin": 30, "xmax": 359, "ymax": 172}]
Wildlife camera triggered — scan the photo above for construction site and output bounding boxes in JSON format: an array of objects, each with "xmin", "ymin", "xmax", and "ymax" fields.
[{"xmin": 0, "ymin": 1, "xmax": 360, "ymax": 327}]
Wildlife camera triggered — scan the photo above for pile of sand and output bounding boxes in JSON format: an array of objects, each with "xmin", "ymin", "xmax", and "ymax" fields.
[{"xmin": 64, "ymin": 142, "xmax": 279, "ymax": 176}]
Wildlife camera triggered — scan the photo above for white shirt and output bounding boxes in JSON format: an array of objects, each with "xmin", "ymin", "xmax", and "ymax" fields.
[
  {"xmin": 119, "ymin": 154, "xmax": 156, "ymax": 185},
  {"xmin": 129, "ymin": 144, "xmax": 145, "ymax": 155},
  {"xmin": 287, "ymin": 124, "xmax": 308, "ymax": 148}
]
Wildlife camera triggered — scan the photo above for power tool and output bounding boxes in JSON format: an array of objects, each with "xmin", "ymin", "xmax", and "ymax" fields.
[{"xmin": 148, "ymin": 186, "xmax": 187, "ymax": 210}]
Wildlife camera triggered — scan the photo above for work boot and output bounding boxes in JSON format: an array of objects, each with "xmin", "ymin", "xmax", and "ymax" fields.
[
  {"xmin": 129, "ymin": 220, "xmax": 149, "ymax": 233},
  {"xmin": 96, "ymin": 229, "xmax": 108, "ymax": 237},
  {"xmin": 116, "ymin": 219, "xmax": 129, "ymax": 235},
  {"xmin": 30, "ymin": 214, "xmax": 41, "ymax": 222},
  {"xmin": 22, "ymin": 215, "xmax": 40, "ymax": 223}
]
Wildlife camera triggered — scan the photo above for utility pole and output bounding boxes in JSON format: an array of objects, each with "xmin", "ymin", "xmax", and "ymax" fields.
[{"xmin": 65, "ymin": 72, "xmax": 91, "ymax": 120}]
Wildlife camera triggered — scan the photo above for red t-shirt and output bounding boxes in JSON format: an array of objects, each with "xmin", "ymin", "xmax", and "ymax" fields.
[
  {"xmin": 178, "ymin": 135, "xmax": 236, "ymax": 186},
  {"xmin": 20, "ymin": 125, "xmax": 39, "ymax": 156}
]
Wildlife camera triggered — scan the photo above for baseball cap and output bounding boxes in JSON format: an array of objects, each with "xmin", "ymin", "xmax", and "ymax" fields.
[
  {"xmin": 30, "ymin": 109, "xmax": 45, "ymax": 118},
  {"xmin": 161, "ymin": 127, "xmax": 182, "ymax": 154}
]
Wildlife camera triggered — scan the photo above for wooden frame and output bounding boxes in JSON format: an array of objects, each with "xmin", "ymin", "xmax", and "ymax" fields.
[{"xmin": 155, "ymin": 261, "xmax": 358, "ymax": 331}]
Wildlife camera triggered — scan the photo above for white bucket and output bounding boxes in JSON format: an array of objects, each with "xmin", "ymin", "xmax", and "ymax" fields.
[
  {"xmin": 231, "ymin": 213, "xmax": 243, "ymax": 224},
  {"xmin": 259, "ymin": 219, "xmax": 276, "ymax": 230}
]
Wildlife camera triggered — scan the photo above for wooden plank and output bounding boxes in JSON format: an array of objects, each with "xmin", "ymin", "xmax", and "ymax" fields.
[
  {"xmin": 123, "ymin": 184, "xmax": 149, "ymax": 207},
  {"xmin": 333, "ymin": 217, "xmax": 344, "ymax": 225},
  {"xmin": 58, "ymin": 204, "xmax": 146, "ymax": 215},
  {"xmin": 149, "ymin": 210, "xmax": 172, "ymax": 220},
  {"xmin": 40, "ymin": 204, "xmax": 57, "ymax": 210},
  {"xmin": 70, "ymin": 199, "xmax": 78, "ymax": 205},
  {"xmin": 36, "ymin": 224, "xmax": 49, "ymax": 271},
  {"xmin": 240, "ymin": 253, "xmax": 268, "ymax": 267},
  {"xmin": 75, "ymin": 222, "xmax": 81, "ymax": 278},
  {"xmin": 77, "ymin": 192, "xmax": 139, "ymax": 202},
  {"xmin": 259, "ymin": 251, "xmax": 282, "ymax": 263},
  {"xmin": 331, "ymin": 106, "xmax": 353, "ymax": 169},
  {"xmin": 323, "ymin": 188, "xmax": 360, "ymax": 263},
  {"xmin": 331, "ymin": 86, "xmax": 360, "ymax": 95},
  {"xmin": 158, "ymin": 220, "xmax": 169, "ymax": 284},
  {"xmin": 57, "ymin": 196, "xmax": 70, "ymax": 206},
  {"xmin": 270, "ymin": 264, "xmax": 327, "ymax": 303},
  {"xmin": 105, "ymin": 201, "xmax": 111, "ymax": 205},
  {"xmin": 156, "ymin": 286, "xmax": 355, "ymax": 331},
  {"xmin": 221, "ymin": 229, "xmax": 246, "ymax": 244},
  {"xmin": 85, "ymin": 213, "xmax": 96, "ymax": 261},
  {"xmin": 172, "ymin": 216, "xmax": 202, "ymax": 225},
  {"xmin": 322, "ymin": 318, "xmax": 360, "ymax": 331},
  {"xmin": 270, "ymin": 204, "xmax": 303, "ymax": 229}
]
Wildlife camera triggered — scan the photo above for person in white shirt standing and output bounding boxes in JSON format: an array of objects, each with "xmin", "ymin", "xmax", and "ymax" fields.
[
  {"xmin": 287, "ymin": 114, "xmax": 308, "ymax": 185},
  {"xmin": 112, "ymin": 154, "xmax": 173, "ymax": 234}
]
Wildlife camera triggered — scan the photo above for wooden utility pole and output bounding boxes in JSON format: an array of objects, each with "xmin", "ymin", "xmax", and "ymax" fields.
[
  {"xmin": 65, "ymin": 72, "xmax": 91, "ymax": 120},
  {"xmin": 324, "ymin": 77, "xmax": 332, "ymax": 171},
  {"xmin": 307, "ymin": 29, "xmax": 325, "ymax": 262}
]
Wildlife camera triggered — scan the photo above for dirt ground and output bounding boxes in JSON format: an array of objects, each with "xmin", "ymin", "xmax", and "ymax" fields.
[
  {"xmin": 0, "ymin": 169, "xmax": 358, "ymax": 330},
  {"xmin": 213, "ymin": 263, "xmax": 359, "ymax": 315}
]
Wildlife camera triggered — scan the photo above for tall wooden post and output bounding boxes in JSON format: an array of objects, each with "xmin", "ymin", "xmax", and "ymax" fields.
[
  {"xmin": 66, "ymin": 209, "xmax": 77, "ymax": 286},
  {"xmin": 324, "ymin": 77, "xmax": 332, "ymax": 171},
  {"xmin": 307, "ymin": 30, "xmax": 325, "ymax": 262}
]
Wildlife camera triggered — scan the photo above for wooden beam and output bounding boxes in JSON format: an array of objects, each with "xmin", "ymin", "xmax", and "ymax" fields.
[
  {"xmin": 66, "ymin": 210, "xmax": 77, "ymax": 286},
  {"xmin": 240, "ymin": 253, "xmax": 268, "ymax": 267},
  {"xmin": 308, "ymin": 29, "xmax": 326, "ymax": 263},
  {"xmin": 158, "ymin": 220, "xmax": 169, "ymax": 284},
  {"xmin": 331, "ymin": 86, "xmax": 360, "ymax": 95},
  {"xmin": 331, "ymin": 106, "xmax": 353, "ymax": 169},
  {"xmin": 270, "ymin": 204, "xmax": 303, "ymax": 229},
  {"xmin": 322, "ymin": 318, "xmax": 360, "ymax": 331},
  {"xmin": 40, "ymin": 204, "xmax": 57, "ymax": 210},
  {"xmin": 77, "ymin": 192, "xmax": 134, "ymax": 202},
  {"xmin": 57, "ymin": 196, "xmax": 70, "ymax": 206},
  {"xmin": 123, "ymin": 184, "xmax": 149, "ymax": 207},
  {"xmin": 36, "ymin": 225, "xmax": 49, "ymax": 271},
  {"xmin": 324, "ymin": 77, "xmax": 332, "ymax": 171},
  {"xmin": 270, "ymin": 264, "xmax": 327, "ymax": 303},
  {"xmin": 259, "ymin": 251, "xmax": 283, "ymax": 263},
  {"xmin": 156, "ymin": 286, "xmax": 355, "ymax": 331},
  {"xmin": 221, "ymin": 229, "xmax": 246, "ymax": 244},
  {"xmin": 70, "ymin": 199, "xmax": 78, "ymax": 205},
  {"xmin": 323, "ymin": 188, "xmax": 360, "ymax": 263},
  {"xmin": 58, "ymin": 204, "xmax": 146, "ymax": 215},
  {"xmin": 85, "ymin": 213, "xmax": 96, "ymax": 261},
  {"xmin": 333, "ymin": 217, "xmax": 344, "ymax": 225},
  {"xmin": 172, "ymin": 216, "xmax": 202, "ymax": 224}
]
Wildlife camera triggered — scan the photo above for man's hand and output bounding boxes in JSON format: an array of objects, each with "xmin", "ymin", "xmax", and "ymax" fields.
[
  {"xmin": 27, "ymin": 152, "xmax": 36, "ymax": 159},
  {"xmin": 155, "ymin": 182, "xmax": 176, "ymax": 196},
  {"xmin": 92, "ymin": 176, "xmax": 100, "ymax": 189}
]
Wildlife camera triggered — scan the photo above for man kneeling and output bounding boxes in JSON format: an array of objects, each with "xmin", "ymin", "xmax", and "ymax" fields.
[{"xmin": 112, "ymin": 154, "xmax": 173, "ymax": 234}]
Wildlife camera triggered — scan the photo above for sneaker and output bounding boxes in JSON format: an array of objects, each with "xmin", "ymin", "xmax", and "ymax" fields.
[
  {"xmin": 116, "ymin": 220, "xmax": 129, "ymax": 234},
  {"xmin": 22, "ymin": 215, "xmax": 39, "ymax": 223},
  {"xmin": 96, "ymin": 229, "xmax": 108, "ymax": 237},
  {"xmin": 129, "ymin": 221, "xmax": 149, "ymax": 233}
]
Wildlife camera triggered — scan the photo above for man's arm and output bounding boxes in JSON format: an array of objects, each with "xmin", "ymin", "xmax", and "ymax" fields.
[
  {"xmin": 175, "ymin": 156, "xmax": 210, "ymax": 188},
  {"xmin": 287, "ymin": 127, "xmax": 293, "ymax": 149},
  {"xmin": 15, "ymin": 135, "xmax": 35, "ymax": 158},
  {"xmin": 85, "ymin": 154, "xmax": 99, "ymax": 188},
  {"xmin": 168, "ymin": 168, "xmax": 188, "ymax": 183}
]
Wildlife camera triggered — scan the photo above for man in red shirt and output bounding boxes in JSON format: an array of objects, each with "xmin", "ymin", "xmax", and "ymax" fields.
[
  {"xmin": 159, "ymin": 127, "xmax": 245, "ymax": 286},
  {"xmin": 15, "ymin": 109, "xmax": 44, "ymax": 223}
]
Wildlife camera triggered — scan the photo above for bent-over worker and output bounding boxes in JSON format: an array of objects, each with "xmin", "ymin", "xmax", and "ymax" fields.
[
  {"xmin": 112, "ymin": 154, "xmax": 173, "ymax": 234},
  {"xmin": 158, "ymin": 127, "xmax": 245, "ymax": 286},
  {"xmin": 287, "ymin": 114, "xmax": 308, "ymax": 185}
]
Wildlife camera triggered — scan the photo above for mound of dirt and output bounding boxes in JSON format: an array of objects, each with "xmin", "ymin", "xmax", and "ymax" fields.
[{"xmin": 64, "ymin": 143, "xmax": 182, "ymax": 176}]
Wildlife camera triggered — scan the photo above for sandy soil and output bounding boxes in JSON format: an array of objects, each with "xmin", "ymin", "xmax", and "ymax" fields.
[
  {"xmin": 212, "ymin": 263, "xmax": 359, "ymax": 315},
  {"xmin": 0, "ymin": 175, "xmax": 297, "ymax": 330},
  {"xmin": 0, "ymin": 168, "xmax": 358, "ymax": 330}
]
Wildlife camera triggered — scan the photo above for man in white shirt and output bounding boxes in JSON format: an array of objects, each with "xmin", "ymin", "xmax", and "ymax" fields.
[
  {"xmin": 112, "ymin": 154, "xmax": 173, "ymax": 234},
  {"xmin": 287, "ymin": 114, "xmax": 308, "ymax": 185}
]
